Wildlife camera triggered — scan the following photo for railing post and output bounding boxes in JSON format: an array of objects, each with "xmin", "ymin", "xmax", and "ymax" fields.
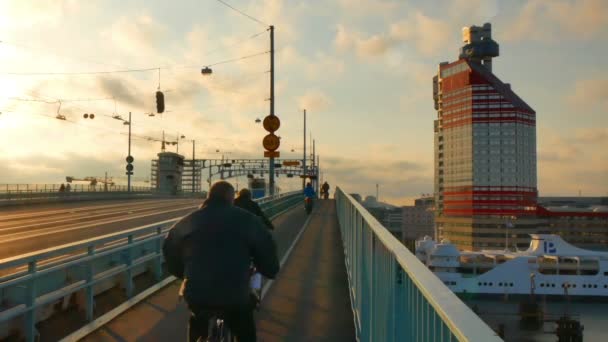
[
  {"xmin": 125, "ymin": 235, "xmax": 134, "ymax": 298},
  {"xmin": 25, "ymin": 261, "xmax": 38, "ymax": 342},
  {"xmin": 154, "ymin": 227, "xmax": 163, "ymax": 282},
  {"xmin": 86, "ymin": 246, "xmax": 95, "ymax": 321}
]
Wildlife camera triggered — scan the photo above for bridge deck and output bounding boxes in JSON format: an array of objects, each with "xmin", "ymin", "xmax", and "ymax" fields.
[{"xmin": 81, "ymin": 201, "xmax": 355, "ymax": 342}]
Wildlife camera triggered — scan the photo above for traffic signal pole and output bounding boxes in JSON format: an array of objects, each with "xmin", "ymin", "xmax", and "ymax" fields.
[
  {"xmin": 303, "ymin": 109, "xmax": 306, "ymax": 189},
  {"xmin": 269, "ymin": 25, "xmax": 275, "ymax": 196},
  {"xmin": 128, "ymin": 111, "xmax": 132, "ymax": 192}
]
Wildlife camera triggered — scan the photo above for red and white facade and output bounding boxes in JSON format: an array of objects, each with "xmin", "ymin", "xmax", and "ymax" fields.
[
  {"xmin": 435, "ymin": 60, "xmax": 537, "ymax": 217},
  {"xmin": 432, "ymin": 24, "xmax": 608, "ymax": 250}
]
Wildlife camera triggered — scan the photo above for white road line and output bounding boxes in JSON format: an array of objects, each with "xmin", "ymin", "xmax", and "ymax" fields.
[
  {"xmin": 0, "ymin": 199, "xmax": 195, "ymax": 221},
  {"xmin": 261, "ymin": 213, "xmax": 313, "ymax": 299},
  {"xmin": 0, "ymin": 202, "xmax": 195, "ymax": 232},
  {"xmin": 0, "ymin": 206, "xmax": 197, "ymax": 244}
]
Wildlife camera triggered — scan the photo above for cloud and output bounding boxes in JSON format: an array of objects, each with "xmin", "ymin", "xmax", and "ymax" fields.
[
  {"xmin": 297, "ymin": 90, "xmax": 331, "ymax": 111},
  {"xmin": 322, "ymin": 155, "xmax": 432, "ymax": 205},
  {"xmin": 537, "ymin": 127, "xmax": 608, "ymax": 196},
  {"xmin": 567, "ymin": 77, "xmax": 608, "ymax": 110},
  {"xmin": 574, "ymin": 128, "xmax": 608, "ymax": 144},
  {"xmin": 503, "ymin": 0, "xmax": 608, "ymax": 42},
  {"xmin": 0, "ymin": 0, "xmax": 80, "ymax": 28},
  {"xmin": 335, "ymin": 12, "xmax": 451, "ymax": 58},
  {"xmin": 389, "ymin": 12, "xmax": 451, "ymax": 57},
  {"xmin": 97, "ymin": 77, "xmax": 145, "ymax": 108},
  {"xmin": 335, "ymin": 0, "xmax": 399, "ymax": 16},
  {"xmin": 102, "ymin": 14, "xmax": 167, "ymax": 57}
]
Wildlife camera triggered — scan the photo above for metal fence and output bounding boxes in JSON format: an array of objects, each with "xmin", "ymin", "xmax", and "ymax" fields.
[
  {"xmin": 335, "ymin": 188, "xmax": 502, "ymax": 342},
  {"xmin": 0, "ymin": 190, "xmax": 303, "ymax": 342},
  {"xmin": 0, "ymin": 184, "xmax": 153, "ymax": 194}
]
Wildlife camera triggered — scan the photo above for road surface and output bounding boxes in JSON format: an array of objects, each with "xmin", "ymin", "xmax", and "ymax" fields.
[{"xmin": 0, "ymin": 199, "xmax": 203, "ymax": 260}]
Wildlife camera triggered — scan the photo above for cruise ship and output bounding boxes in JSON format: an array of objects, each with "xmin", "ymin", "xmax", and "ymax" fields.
[{"xmin": 415, "ymin": 234, "xmax": 608, "ymax": 297}]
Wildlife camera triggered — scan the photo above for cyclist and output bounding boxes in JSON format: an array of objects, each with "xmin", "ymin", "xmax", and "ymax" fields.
[
  {"xmin": 303, "ymin": 182, "xmax": 315, "ymax": 214},
  {"xmin": 321, "ymin": 182, "xmax": 330, "ymax": 199},
  {"xmin": 164, "ymin": 181, "xmax": 279, "ymax": 342},
  {"xmin": 304, "ymin": 182, "xmax": 315, "ymax": 198},
  {"xmin": 234, "ymin": 188, "xmax": 274, "ymax": 230}
]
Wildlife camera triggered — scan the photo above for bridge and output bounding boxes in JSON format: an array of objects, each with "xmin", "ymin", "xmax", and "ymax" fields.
[{"xmin": 0, "ymin": 189, "xmax": 502, "ymax": 342}]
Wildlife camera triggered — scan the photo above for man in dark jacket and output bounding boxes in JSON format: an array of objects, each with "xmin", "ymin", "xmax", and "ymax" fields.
[
  {"xmin": 167, "ymin": 181, "xmax": 279, "ymax": 342},
  {"xmin": 234, "ymin": 188, "xmax": 275, "ymax": 230}
]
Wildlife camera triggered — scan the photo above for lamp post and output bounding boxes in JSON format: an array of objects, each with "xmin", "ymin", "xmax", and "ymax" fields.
[
  {"xmin": 505, "ymin": 216, "xmax": 516, "ymax": 252},
  {"xmin": 112, "ymin": 112, "xmax": 133, "ymax": 192}
]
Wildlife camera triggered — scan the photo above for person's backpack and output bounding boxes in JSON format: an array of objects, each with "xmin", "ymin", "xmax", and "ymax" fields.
[{"xmin": 162, "ymin": 215, "xmax": 194, "ymax": 279}]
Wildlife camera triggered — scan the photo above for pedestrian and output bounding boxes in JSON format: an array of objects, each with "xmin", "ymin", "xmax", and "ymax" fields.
[{"xmin": 234, "ymin": 188, "xmax": 275, "ymax": 230}]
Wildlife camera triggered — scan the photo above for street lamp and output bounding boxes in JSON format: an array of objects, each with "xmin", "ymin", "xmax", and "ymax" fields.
[
  {"xmin": 503, "ymin": 215, "xmax": 517, "ymax": 252},
  {"xmin": 112, "ymin": 112, "xmax": 133, "ymax": 192}
]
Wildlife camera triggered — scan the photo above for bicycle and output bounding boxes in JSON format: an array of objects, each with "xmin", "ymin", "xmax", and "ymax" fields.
[
  {"xmin": 200, "ymin": 270, "xmax": 261, "ymax": 342},
  {"xmin": 204, "ymin": 312, "xmax": 234, "ymax": 342}
]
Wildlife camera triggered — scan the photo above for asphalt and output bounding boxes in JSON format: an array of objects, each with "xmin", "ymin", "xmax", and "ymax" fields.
[
  {"xmin": 80, "ymin": 200, "xmax": 355, "ymax": 342},
  {"xmin": 0, "ymin": 199, "xmax": 202, "ymax": 260}
]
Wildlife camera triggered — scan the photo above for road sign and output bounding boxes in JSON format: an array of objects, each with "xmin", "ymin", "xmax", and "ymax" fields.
[
  {"xmin": 126, "ymin": 155, "xmax": 134, "ymax": 163},
  {"xmin": 264, "ymin": 151, "xmax": 280, "ymax": 158},
  {"xmin": 126, "ymin": 164, "xmax": 134, "ymax": 172},
  {"xmin": 282, "ymin": 160, "xmax": 300, "ymax": 167},
  {"xmin": 263, "ymin": 115, "xmax": 280, "ymax": 132},
  {"xmin": 125, "ymin": 171, "xmax": 133, "ymax": 175},
  {"xmin": 262, "ymin": 134, "xmax": 280, "ymax": 151}
]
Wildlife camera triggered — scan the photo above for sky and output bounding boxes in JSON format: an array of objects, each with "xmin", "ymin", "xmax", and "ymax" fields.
[{"xmin": 0, "ymin": 0, "xmax": 607, "ymax": 205}]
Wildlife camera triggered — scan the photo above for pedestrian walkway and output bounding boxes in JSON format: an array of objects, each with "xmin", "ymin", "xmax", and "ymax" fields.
[
  {"xmin": 80, "ymin": 201, "xmax": 354, "ymax": 341},
  {"xmin": 256, "ymin": 201, "xmax": 355, "ymax": 341}
]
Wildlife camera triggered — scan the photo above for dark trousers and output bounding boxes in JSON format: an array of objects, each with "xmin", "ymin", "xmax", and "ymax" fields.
[{"xmin": 188, "ymin": 305, "xmax": 256, "ymax": 342}]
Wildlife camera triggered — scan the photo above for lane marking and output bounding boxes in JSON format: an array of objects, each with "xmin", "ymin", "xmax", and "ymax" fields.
[
  {"xmin": 261, "ymin": 212, "xmax": 313, "ymax": 299},
  {"xmin": 0, "ymin": 199, "xmax": 196, "ymax": 222},
  {"xmin": 0, "ymin": 206, "xmax": 198, "ymax": 244},
  {"xmin": 0, "ymin": 202, "xmax": 196, "ymax": 233}
]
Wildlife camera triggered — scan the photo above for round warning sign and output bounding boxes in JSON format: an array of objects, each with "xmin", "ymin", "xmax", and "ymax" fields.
[
  {"xmin": 263, "ymin": 133, "xmax": 280, "ymax": 151},
  {"xmin": 263, "ymin": 115, "xmax": 280, "ymax": 133}
]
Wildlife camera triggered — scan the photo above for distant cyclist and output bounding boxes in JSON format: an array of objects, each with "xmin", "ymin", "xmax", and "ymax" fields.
[
  {"xmin": 304, "ymin": 182, "xmax": 315, "ymax": 199},
  {"xmin": 234, "ymin": 188, "xmax": 275, "ymax": 230},
  {"xmin": 321, "ymin": 182, "xmax": 330, "ymax": 199},
  {"xmin": 163, "ymin": 181, "xmax": 279, "ymax": 342}
]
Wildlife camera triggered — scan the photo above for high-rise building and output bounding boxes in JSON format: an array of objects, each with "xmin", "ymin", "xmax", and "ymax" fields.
[{"xmin": 433, "ymin": 23, "xmax": 539, "ymax": 250}]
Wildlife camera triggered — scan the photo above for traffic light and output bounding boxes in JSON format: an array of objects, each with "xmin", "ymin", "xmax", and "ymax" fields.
[
  {"xmin": 126, "ymin": 155, "xmax": 134, "ymax": 175},
  {"xmin": 156, "ymin": 91, "xmax": 165, "ymax": 114}
]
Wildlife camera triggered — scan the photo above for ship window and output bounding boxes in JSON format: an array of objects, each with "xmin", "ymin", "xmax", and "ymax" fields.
[
  {"xmin": 583, "ymin": 285, "xmax": 587, "ymax": 288},
  {"xmin": 552, "ymin": 284, "xmax": 555, "ymax": 288},
  {"xmin": 604, "ymin": 285, "xmax": 607, "ymax": 289},
  {"xmin": 499, "ymin": 282, "xmax": 503, "ymax": 286},
  {"xmin": 489, "ymin": 282, "xmax": 493, "ymax": 286},
  {"xmin": 573, "ymin": 284, "xmax": 576, "ymax": 288},
  {"xmin": 510, "ymin": 283, "xmax": 514, "ymax": 287},
  {"xmin": 478, "ymin": 282, "xmax": 482, "ymax": 286},
  {"xmin": 594, "ymin": 285, "xmax": 598, "ymax": 289},
  {"xmin": 540, "ymin": 283, "xmax": 544, "ymax": 287},
  {"xmin": 604, "ymin": 272, "xmax": 608, "ymax": 276}
]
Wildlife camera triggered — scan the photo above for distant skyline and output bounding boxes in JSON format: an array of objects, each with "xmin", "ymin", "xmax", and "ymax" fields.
[{"xmin": 0, "ymin": 0, "xmax": 607, "ymax": 204}]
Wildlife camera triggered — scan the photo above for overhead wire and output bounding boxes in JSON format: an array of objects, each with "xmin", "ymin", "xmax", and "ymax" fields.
[
  {"xmin": 215, "ymin": 0, "xmax": 269, "ymax": 27},
  {"xmin": 1, "ymin": 50, "xmax": 270, "ymax": 76}
]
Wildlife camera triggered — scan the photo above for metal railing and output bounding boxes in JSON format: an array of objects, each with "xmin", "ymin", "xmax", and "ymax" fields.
[
  {"xmin": 0, "ymin": 184, "xmax": 153, "ymax": 194},
  {"xmin": 0, "ymin": 190, "xmax": 303, "ymax": 342},
  {"xmin": 335, "ymin": 188, "xmax": 501, "ymax": 342}
]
